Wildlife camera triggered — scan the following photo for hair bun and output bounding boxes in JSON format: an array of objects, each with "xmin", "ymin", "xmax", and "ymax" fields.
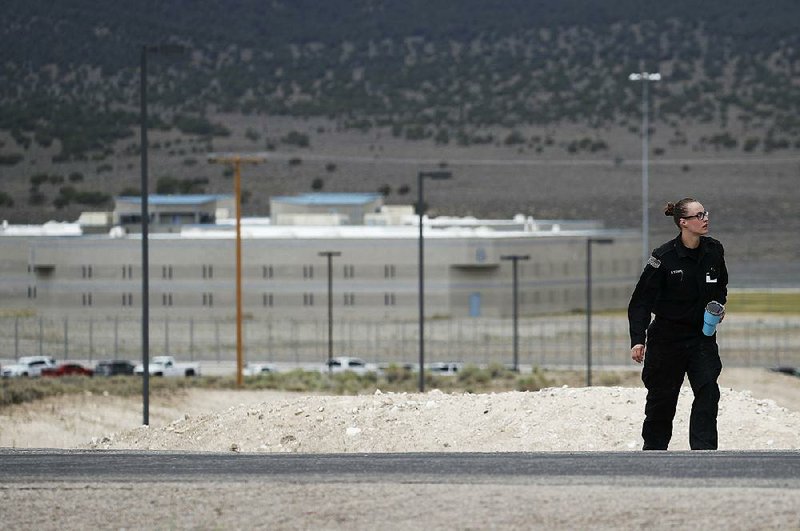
[{"xmin": 664, "ymin": 202, "xmax": 676, "ymax": 216}]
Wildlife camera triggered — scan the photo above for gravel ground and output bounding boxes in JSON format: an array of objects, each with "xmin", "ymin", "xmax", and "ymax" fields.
[{"xmin": 2, "ymin": 481, "xmax": 799, "ymax": 530}]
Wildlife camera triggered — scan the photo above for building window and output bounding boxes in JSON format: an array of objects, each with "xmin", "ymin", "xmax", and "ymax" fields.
[
  {"xmin": 202, "ymin": 293, "xmax": 213, "ymax": 307},
  {"xmin": 263, "ymin": 293, "xmax": 274, "ymax": 307},
  {"xmin": 344, "ymin": 293, "xmax": 355, "ymax": 306},
  {"xmin": 303, "ymin": 265, "xmax": 314, "ymax": 279},
  {"xmin": 162, "ymin": 293, "xmax": 173, "ymax": 306},
  {"xmin": 303, "ymin": 293, "xmax": 314, "ymax": 306},
  {"xmin": 262, "ymin": 265, "xmax": 274, "ymax": 279},
  {"xmin": 122, "ymin": 293, "xmax": 133, "ymax": 306},
  {"xmin": 384, "ymin": 293, "xmax": 396, "ymax": 306},
  {"xmin": 162, "ymin": 265, "xmax": 173, "ymax": 279},
  {"xmin": 122, "ymin": 265, "xmax": 133, "ymax": 279},
  {"xmin": 82, "ymin": 293, "xmax": 93, "ymax": 306},
  {"xmin": 82, "ymin": 265, "xmax": 93, "ymax": 279},
  {"xmin": 344, "ymin": 264, "xmax": 355, "ymax": 279},
  {"xmin": 202, "ymin": 265, "xmax": 214, "ymax": 279},
  {"xmin": 27, "ymin": 286, "xmax": 37, "ymax": 299},
  {"xmin": 384, "ymin": 265, "xmax": 396, "ymax": 278}
]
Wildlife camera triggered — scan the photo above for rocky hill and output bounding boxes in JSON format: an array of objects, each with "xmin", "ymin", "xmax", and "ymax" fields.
[{"xmin": 0, "ymin": 1, "xmax": 798, "ymax": 280}]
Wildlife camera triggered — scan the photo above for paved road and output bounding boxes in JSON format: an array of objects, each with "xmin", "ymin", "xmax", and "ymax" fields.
[
  {"xmin": 3, "ymin": 449, "xmax": 799, "ymax": 530},
  {"xmin": 2, "ymin": 449, "xmax": 798, "ymax": 487}
]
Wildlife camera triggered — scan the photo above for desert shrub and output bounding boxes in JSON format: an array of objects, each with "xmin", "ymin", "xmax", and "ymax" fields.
[
  {"xmin": 281, "ymin": 131, "xmax": 310, "ymax": 147},
  {"xmin": 383, "ymin": 364, "xmax": 415, "ymax": 384},
  {"xmin": 311, "ymin": 177, "xmax": 324, "ymax": 190},
  {"xmin": 0, "ymin": 191, "xmax": 14, "ymax": 207},
  {"xmin": 30, "ymin": 173, "xmax": 49, "ymax": 187},
  {"xmin": 68, "ymin": 172, "xmax": 84, "ymax": 182},
  {"xmin": 173, "ymin": 115, "xmax": 231, "ymax": 137},
  {"xmin": 74, "ymin": 191, "xmax": 111, "ymax": 206},
  {"xmin": 515, "ymin": 367, "xmax": 552, "ymax": 391},
  {"xmin": 457, "ymin": 364, "xmax": 491, "ymax": 385},
  {"xmin": 0, "ymin": 153, "xmax": 24, "ymax": 165}
]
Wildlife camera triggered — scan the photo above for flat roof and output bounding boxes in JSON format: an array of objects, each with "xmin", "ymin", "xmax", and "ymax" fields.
[
  {"xmin": 117, "ymin": 194, "xmax": 233, "ymax": 206},
  {"xmin": 272, "ymin": 193, "xmax": 382, "ymax": 206}
]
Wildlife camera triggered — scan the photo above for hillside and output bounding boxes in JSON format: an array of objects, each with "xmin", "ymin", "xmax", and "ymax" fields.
[{"xmin": 0, "ymin": 1, "xmax": 799, "ymax": 280}]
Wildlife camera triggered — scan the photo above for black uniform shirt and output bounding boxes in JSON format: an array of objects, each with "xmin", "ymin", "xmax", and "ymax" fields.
[{"xmin": 628, "ymin": 235, "xmax": 728, "ymax": 347}]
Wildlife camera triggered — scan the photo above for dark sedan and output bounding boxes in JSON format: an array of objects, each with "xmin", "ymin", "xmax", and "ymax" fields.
[{"xmin": 94, "ymin": 360, "xmax": 136, "ymax": 376}]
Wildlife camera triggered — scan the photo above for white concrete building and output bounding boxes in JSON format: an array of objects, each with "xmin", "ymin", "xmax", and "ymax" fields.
[{"xmin": 0, "ymin": 193, "xmax": 641, "ymax": 320}]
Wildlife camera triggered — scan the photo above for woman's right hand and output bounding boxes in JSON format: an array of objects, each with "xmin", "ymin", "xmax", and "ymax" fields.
[{"xmin": 631, "ymin": 344, "xmax": 646, "ymax": 364}]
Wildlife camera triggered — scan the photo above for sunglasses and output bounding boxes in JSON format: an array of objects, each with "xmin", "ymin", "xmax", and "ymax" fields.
[{"xmin": 681, "ymin": 210, "xmax": 709, "ymax": 221}]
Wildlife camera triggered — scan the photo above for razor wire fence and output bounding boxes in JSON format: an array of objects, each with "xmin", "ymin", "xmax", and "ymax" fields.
[{"xmin": 1, "ymin": 313, "xmax": 799, "ymax": 369}]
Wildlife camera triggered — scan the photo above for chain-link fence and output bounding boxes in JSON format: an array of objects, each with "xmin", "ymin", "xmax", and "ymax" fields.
[{"xmin": 2, "ymin": 312, "xmax": 798, "ymax": 369}]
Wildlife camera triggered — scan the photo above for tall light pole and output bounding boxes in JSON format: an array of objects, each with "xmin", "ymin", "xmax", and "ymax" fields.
[
  {"xmin": 318, "ymin": 251, "xmax": 341, "ymax": 375},
  {"xmin": 586, "ymin": 237, "xmax": 614, "ymax": 387},
  {"xmin": 417, "ymin": 170, "xmax": 452, "ymax": 392},
  {"xmin": 208, "ymin": 154, "xmax": 266, "ymax": 387},
  {"xmin": 501, "ymin": 254, "xmax": 529, "ymax": 372},
  {"xmin": 140, "ymin": 43, "xmax": 185, "ymax": 426},
  {"xmin": 629, "ymin": 71, "xmax": 661, "ymax": 267}
]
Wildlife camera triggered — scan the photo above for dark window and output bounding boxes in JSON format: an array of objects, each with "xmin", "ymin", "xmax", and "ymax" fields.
[
  {"xmin": 263, "ymin": 293, "xmax": 274, "ymax": 307},
  {"xmin": 303, "ymin": 293, "xmax": 314, "ymax": 306},
  {"xmin": 263, "ymin": 265, "xmax": 274, "ymax": 279}
]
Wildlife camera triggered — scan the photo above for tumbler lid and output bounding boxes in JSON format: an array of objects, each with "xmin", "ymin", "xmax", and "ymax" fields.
[{"xmin": 706, "ymin": 300, "xmax": 725, "ymax": 315}]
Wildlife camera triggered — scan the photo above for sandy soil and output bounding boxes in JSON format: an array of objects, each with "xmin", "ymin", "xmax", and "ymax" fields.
[{"xmin": 1, "ymin": 368, "xmax": 798, "ymax": 452}]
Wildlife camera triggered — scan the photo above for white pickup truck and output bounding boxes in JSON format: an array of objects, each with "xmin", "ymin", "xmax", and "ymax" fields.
[
  {"xmin": 1, "ymin": 356, "xmax": 57, "ymax": 378},
  {"xmin": 133, "ymin": 356, "xmax": 200, "ymax": 377}
]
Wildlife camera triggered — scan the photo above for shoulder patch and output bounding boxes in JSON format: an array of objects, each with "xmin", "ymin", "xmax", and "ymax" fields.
[{"xmin": 647, "ymin": 256, "xmax": 661, "ymax": 268}]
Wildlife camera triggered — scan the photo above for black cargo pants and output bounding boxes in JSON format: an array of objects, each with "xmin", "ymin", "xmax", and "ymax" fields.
[{"xmin": 641, "ymin": 336, "xmax": 722, "ymax": 450}]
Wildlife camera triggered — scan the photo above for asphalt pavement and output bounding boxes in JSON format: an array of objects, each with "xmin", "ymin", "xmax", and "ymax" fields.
[{"xmin": 2, "ymin": 449, "xmax": 798, "ymax": 488}]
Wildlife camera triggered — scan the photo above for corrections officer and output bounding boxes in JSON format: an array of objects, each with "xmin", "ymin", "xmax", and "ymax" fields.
[{"xmin": 628, "ymin": 197, "xmax": 728, "ymax": 450}]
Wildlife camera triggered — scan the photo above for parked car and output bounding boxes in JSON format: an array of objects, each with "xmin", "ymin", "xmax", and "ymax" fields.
[
  {"xmin": 94, "ymin": 360, "xmax": 136, "ymax": 377},
  {"xmin": 41, "ymin": 363, "xmax": 94, "ymax": 377},
  {"xmin": 134, "ymin": 356, "xmax": 200, "ymax": 377},
  {"xmin": 324, "ymin": 356, "xmax": 380, "ymax": 375},
  {"xmin": 1, "ymin": 356, "xmax": 57, "ymax": 378},
  {"xmin": 427, "ymin": 361, "xmax": 463, "ymax": 376},
  {"xmin": 243, "ymin": 363, "xmax": 276, "ymax": 376}
]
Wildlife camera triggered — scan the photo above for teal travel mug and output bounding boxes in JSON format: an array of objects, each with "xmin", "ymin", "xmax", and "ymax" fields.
[{"xmin": 703, "ymin": 301, "xmax": 725, "ymax": 336}]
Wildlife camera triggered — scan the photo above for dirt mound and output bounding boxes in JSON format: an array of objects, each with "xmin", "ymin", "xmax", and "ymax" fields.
[{"xmin": 88, "ymin": 386, "xmax": 800, "ymax": 453}]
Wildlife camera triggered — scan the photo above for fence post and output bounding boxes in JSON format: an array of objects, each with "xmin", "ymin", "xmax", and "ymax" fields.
[
  {"xmin": 63, "ymin": 317, "xmax": 68, "ymax": 360},
  {"xmin": 215, "ymin": 319, "xmax": 220, "ymax": 364},
  {"xmin": 89, "ymin": 318, "xmax": 94, "ymax": 362},
  {"xmin": 189, "ymin": 318, "xmax": 194, "ymax": 362}
]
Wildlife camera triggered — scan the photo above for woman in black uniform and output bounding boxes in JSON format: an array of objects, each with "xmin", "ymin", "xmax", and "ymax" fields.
[{"xmin": 628, "ymin": 198, "xmax": 728, "ymax": 450}]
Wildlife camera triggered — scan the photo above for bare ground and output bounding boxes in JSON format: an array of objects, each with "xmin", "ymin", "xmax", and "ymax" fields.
[{"xmin": 1, "ymin": 368, "xmax": 799, "ymax": 530}]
